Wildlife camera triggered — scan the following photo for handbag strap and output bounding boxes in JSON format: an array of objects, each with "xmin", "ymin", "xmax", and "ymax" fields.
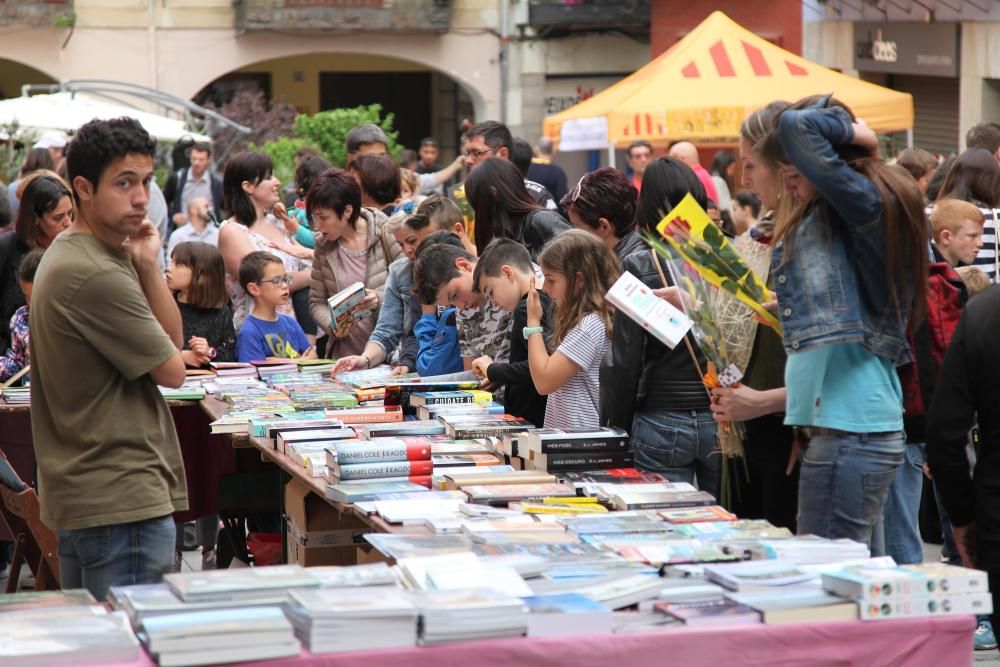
[{"xmin": 650, "ymin": 250, "xmax": 710, "ymax": 392}]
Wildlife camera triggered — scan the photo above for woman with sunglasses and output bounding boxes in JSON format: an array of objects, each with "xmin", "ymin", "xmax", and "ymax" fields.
[
  {"xmin": 602, "ymin": 157, "xmax": 719, "ymax": 499},
  {"xmin": 560, "ymin": 167, "xmax": 644, "ymax": 264},
  {"xmin": 465, "ymin": 157, "xmax": 570, "ymax": 260},
  {"xmin": 0, "ymin": 171, "xmax": 73, "ymax": 353},
  {"xmin": 219, "ymin": 152, "xmax": 312, "ymax": 332}
]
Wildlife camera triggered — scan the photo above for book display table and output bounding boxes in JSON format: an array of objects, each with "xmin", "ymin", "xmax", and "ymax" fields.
[{"xmin": 102, "ymin": 615, "xmax": 973, "ymax": 667}]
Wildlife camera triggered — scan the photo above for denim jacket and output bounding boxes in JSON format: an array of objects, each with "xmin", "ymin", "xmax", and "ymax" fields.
[
  {"xmin": 368, "ymin": 256, "xmax": 413, "ymax": 358},
  {"xmin": 772, "ymin": 105, "xmax": 914, "ymax": 365}
]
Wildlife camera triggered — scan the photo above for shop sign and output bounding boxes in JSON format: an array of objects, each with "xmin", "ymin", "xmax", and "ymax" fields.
[{"xmin": 854, "ymin": 22, "xmax": 958, "ymax": 77}]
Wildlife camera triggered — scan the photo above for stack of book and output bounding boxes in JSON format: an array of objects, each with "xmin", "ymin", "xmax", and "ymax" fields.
[
  {"xmin": 209, "ymin": 362, "xmax": 259, "ymax": 378},
  {"xmin": 285, "ymin": 588, "xmax": 417, "ymax": 654},
  {"xmin": 523, "ymin": 593, "xmax": 614, "ymax": 637},
  {"xmin": 413, "ymin": 589, "xmax": 527, "ymax": 645},
  {"xmin": 0, "ymin": 607, "xmax": 141, "ymax": 666},
  {"xmin": 164, "ymin": 565, "xmax": 322, "ymax": 606},
  {"xmin": 1, "ymin": 386, "xmax": 30, "ymax": 404},
  {"xmin": 822, "ymin": 562, "xmax": 993, "ymax": 620},
  {"xmin": 440, "ymin": 414, "xmax": 534, "ymax": 439},
  {"xmin": 0, "ymin": 589, "xmax": 97, "ymax": 614},
  {"xmin": 139, "ymin": 606, "xmax": 298, "ymax": 667},
  {"xmin": 520, "ymin": 428, "xmax": 633, "ymax": 473},
  {"xmin": 416, "ymin": 401, "xmax": 506, "ymax": 421},
  {"xmin": 361, "ymin": 419, "xmax": 447, "ymax": 438},
  {"xmin": 325, "ymin": 437, "xmax": 435, "ymax": 487}
]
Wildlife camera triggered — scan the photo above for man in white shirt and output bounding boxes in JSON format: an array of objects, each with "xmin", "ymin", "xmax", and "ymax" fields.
[{"xmin": 166, "ymin": 197, "xmax": 219, "ymax": 258}]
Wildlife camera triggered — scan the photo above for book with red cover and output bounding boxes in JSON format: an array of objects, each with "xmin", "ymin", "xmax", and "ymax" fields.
[{"xmin": 330, "ymin": 459, "xmax": 435, "ymax": 481}]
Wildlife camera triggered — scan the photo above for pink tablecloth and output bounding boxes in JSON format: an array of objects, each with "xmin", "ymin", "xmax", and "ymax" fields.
[{"xmin": 116, "ymin": 615, "xmax": 974, "ymax": 667}]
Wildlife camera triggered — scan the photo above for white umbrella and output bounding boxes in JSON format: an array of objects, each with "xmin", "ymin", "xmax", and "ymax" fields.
[{"xmin": 0, "ymin": 92, "xmax": 211, "ymax": 143}]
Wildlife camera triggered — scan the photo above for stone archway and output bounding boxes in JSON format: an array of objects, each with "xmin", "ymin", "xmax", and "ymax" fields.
[
  {"xmin": 157, "ymin": 30, "xmax": 498, "ymax": 122},
  {"xmin": 0, "ymin": 57, "xmax": 57, "ymax": 100}
]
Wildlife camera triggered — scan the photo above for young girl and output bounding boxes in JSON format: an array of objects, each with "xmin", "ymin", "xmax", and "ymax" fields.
[
  {"xmin": 526, "ymin": 229, "xmax": 619, "ymax": 429},
  {"xmin": 166, "ymin": 241, "xmax": 237, "ymax": 367},
  {"xmin": 0, "ymin": 248, "xmax": 44, "ymax": 383},
  {"xmin": 759, "ymin": 95, "xmax": 928, "ymax": 551}
]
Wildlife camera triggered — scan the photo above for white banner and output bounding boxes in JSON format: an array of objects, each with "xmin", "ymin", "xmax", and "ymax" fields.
[{"xmin": 559, "ymin": 116, "xmax": 610, "ymax": 152}]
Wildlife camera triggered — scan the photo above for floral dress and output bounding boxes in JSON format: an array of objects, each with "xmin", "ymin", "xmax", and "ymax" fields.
[{"xmin": 221, "ymin": 217, "xmax": 300, "ymax": 331}]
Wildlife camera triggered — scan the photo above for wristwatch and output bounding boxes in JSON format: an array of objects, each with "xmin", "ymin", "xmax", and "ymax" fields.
[{"xmin": 522, "ymin": 326, "xmax": 544, "ymax": 340}]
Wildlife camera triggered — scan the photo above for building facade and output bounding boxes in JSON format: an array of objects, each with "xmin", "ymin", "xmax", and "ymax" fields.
[{"xmin": 805, "ymin": 0, "xmax": 1000, "ymax": 155}]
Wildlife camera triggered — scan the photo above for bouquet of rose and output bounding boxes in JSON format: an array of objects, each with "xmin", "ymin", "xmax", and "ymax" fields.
[
  {"xmin": 660, "ymin": 250, "xmax": 748, "ymax": 509},
  {"xmin": 650, "ymin": 193, "xmax": 781, "ymax": 333}
]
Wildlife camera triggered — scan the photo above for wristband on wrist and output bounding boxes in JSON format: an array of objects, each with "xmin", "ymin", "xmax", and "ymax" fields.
[
  {"xmin": 362, "ymin": 354, "xmax": 371, "ymax": 368},
  {"xmin": 522, "ymin": 326, "xmax": 544, "ymax": 340}
]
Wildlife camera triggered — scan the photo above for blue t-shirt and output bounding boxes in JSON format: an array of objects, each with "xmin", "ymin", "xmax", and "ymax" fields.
[
  {"xmin": 237, "ymin": 313, "xmax": 310, "ymax": 362},
  {"xmin": 784, "ymin": 342, "xmax": 903, "ymax": 433}
]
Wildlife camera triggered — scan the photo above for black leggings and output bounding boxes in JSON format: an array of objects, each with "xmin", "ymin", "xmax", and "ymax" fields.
[{"xmin": 732, "ymin": 412, "xmax": 800, "ymax": 532}]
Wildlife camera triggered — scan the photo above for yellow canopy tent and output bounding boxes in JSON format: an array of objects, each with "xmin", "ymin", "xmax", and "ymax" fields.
[{"xmin": 543, "ymin": 11, "xmax": 913, "ymax": 154}]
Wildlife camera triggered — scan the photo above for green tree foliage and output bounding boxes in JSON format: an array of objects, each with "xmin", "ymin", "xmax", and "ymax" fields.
[
  {"xmin": 257, "ymin": 137, "xmax": 309, "ymax": 187},
  {"xmin": 292, "ymin": 104, "xmax": 401, "ymax": 169}
]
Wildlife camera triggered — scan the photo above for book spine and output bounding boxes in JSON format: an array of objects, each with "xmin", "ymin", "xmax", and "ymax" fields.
[
  {"xmin": 449, "ymin": 426, "xmax": 528, "ymax": 439},
  {"xmin": 858, "ymin": 593, "xmax": 993, "ymax": 620},
  {"xmin": 621, "ymin": 497, "xmax": 715, "ymax": 510},
  {"xmin": 332, "ymin": 441, "xmax": 432, "ymax": 465},
  {"xmin": 539, "ymin": 439, "xmax": 630, "ymax": 453},
  {"xmin": 541, "ymin": 453, "xmax": 635, "ymax": 471},
  {"xmin": 424, "ymin": 395, "xmax": 474, "ymax": 405},
  {"xmin": 333, "ymin": 460, "xmax": 435, "ymax": 480}
]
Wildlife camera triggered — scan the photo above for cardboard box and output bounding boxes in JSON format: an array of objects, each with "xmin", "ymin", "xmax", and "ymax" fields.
[{"xmin": 284, "ymin": 478, "xmax": 369, "ymax": 566}]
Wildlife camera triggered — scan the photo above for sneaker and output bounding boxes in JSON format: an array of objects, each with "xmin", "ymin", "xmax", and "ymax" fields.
[
  {"xmin": 975, "ymin": 617, "xmax": 997, "ymax": 651},
  {"xmin": 201, "ymin": 549, "xmax": 217, "ymax": 571}
]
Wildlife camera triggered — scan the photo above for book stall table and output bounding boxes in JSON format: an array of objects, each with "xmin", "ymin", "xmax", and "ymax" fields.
[
  {"xmin": 100, "ymin": 615, "xmax": 973, "ymax": 667},
  {"xmin": 0, "ymin": 398, "xmax": 246, "ymax": 540}
]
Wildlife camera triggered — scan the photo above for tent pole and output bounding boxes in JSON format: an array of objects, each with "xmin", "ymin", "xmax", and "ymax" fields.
[
  {"xmin": 607, "ymin": 143, "xmax": 616, "ymax": 169},
  {"xmin": 906, "ymin": 128, "xmax": 914, "ymax": 149}
]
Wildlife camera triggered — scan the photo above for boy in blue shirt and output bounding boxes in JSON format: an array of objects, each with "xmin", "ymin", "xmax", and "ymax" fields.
[{"xmin": 236, "ymin": 251, "xmax": 316, "ymax": 362}]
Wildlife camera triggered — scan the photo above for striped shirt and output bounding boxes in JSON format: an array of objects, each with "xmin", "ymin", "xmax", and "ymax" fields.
[
  {"xmin": 543, "ymin": 313, "xmax": 609, "ymax": 430},
  {"xmin": 971, "ymin": 207, "xmax": 999, "ymax": 281}
]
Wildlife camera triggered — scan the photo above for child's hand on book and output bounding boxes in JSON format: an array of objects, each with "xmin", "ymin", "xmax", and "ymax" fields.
[
  {"xmin": 526, "ymin": 277, "xmax": 542, "ymax": 327},
  {"xmin": 471, "ymin": 355, "xmax": 492, "ymax": 379},
  {"xmin": 391, "ymin": 365, "xmax": 410, "ymax": 376}
]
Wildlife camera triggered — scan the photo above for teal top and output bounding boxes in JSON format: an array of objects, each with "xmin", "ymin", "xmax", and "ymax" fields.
[
  {"xmin": 292, "ymin": 206, "xmax": 315, "ymax": 249},
  {"xmin": 784, "ymin": 342, "xmax": 903, "ymax": 433}
]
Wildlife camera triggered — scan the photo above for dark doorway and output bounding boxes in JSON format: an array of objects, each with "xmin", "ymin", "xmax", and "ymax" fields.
[{"xmin": 320, "ymin": 72, "xmax": 431, "ymax": 150}]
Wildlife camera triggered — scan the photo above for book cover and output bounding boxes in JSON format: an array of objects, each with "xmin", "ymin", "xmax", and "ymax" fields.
[
  {"xmin": 0, "ymin": 589, "xmax": 96, "ymax": 614},
  {"xmin": 331, "ymin": 459, "xmax": 435, "ymax": 481},
  {"xmin": 410, "ymin": 391, "xmax": 476, "ymax": 407},
  {"xmin": 327, "ymin": 438, "xmax": 433, "ymax": 465},
  {"xmin": 522, "ymin": 427, "xmax": 630, "ymax": 453},
  {"xmin": 384, "ymin": 381, "xmax": 482, "ymax": 415},
  {"xmin": 528, "ymin": 451, "xmax": 635, "ymax": 472},
  {"xmin": 327, "ymin": 281, "xmax": 371, "ymax": 332},
  {"xmin": 463, "ymin": 482, "xmax": 577, "ymax": 504},
  {"xmin": 658, "ymin": 505, "xmax": 737, "ymax": 523},
  {"xmin": 325, "ymin": 480, "xmax": 431, "ymax": 503},
  {"xmin": 326, "ymin": 405, "xmax": 404, "ymax": 424},
  {"xmin": 431, "ymin": 453, "xmax": 504, "ymax": 468},
  {"xmin": 277, "ymin": 428, "xmax": 356, "ymax": 447},
  {"xmin": 606, "ymin": 271, "xmax": 693, "ymax": 349},
  {"xmin": 655, "ymin": 598, "xmax": 761, "ymax": 627},
  {"xmin": 613, "ymin": 490, "xmax": 716, "ymax": 510},
  {"xmin": 363, "ymin": 420, "xmax": 448, "ymax": 438},
  {"xmin": 557, "ymin": 468, "xmax": 670, "ymax": 485}
]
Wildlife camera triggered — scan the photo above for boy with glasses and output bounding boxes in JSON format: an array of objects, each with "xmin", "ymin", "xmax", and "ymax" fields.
[{"xmin": 236, "ymin": 251, "xmax": 316, "ymax": 362}]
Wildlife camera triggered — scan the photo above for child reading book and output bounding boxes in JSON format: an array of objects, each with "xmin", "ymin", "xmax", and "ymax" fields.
[
  {"xmin": 236, "ymin": 251, "xmax": 317, "ymax": 362},
  {"xmin": 525, "ymin": 230, "xmax": 619, "ymax": 429},
  {"xmin": 471, "ymin": 238, "xmax": 552, "ymax": 426},
  {"xmin": 0, "ymin": 248, "xmax": 43, "ymax": 383},
  {"xmin": 166, "ymin": 241, "xmax": 236, "ymax": 367}
]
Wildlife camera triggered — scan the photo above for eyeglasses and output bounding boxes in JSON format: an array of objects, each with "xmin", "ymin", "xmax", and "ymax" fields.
[
  {"xmin": 256, "ymin": 275, "xmax": 294, "ymax": 287},
  {"xmin": 463, "ymin": 146, "xmax": 499, "ymax": 160}
]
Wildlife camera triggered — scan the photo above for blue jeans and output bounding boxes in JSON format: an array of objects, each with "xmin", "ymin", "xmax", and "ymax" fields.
[
  {"xmin": 797, "ymin": 432, "xmax": 904, "ymax": 552},
  {"xmin": 57, "ymin": 515, "xmax": 175, "ymax": 601},
  {"xmin": 631, "ymin": 408, "xmax": 719, "ymax": 500},
  {"xmin": 880, "ymin": 442, "xmax": 925, "ymax": 564}
]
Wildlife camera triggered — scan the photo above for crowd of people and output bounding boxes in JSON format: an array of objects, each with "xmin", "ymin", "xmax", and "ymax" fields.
[{"xmin": 3, "ymin": 101, "xmax": 1000, "ymax": 648}]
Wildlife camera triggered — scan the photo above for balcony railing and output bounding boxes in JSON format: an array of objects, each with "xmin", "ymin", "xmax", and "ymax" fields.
[
  {"xmin": 0, "ymin": 0, "xmax": 73, "ymax": 27},
  {"xmin": 235, "ymin": 0, "xmax": 452, "ymax": 33},
  {"xmin": 528, "ymin": 0, "xmax": 649, "ymax": 34}
]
